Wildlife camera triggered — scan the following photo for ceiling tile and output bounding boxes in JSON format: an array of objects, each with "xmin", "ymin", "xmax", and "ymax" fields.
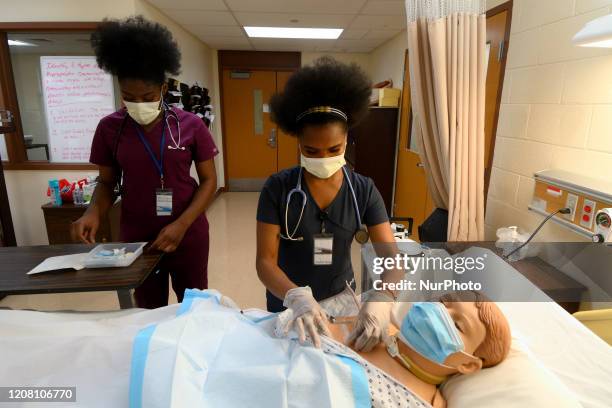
[
  {"xmin": 225, "ymin": 0, "xmax": 367, "ymax": 14},
  {"xmin": 363, "ymin": 29, "xmax": 401, "ymax": 40},
  {"xmin": 339, "ymin": 29, "xmax": 368, "ymax": 40},
  {"xmin": 361, "ymin": 1, "xmax": 406, "ymax": 16},
  {"xmin": 147, "ymin": 0, "xmax": 227, "ymax": 10},
  {"xmin": 234, "ymin": 12, "xmax": 355, "ymax": 28},
  {"xmin": 162, "ymin": 9, "xmax": 237, "ymax": 26},
  {"xmin": 349, "ymin": 14, "xmax": 406, "ymax": 29},
  {"xmin": 185, "ymin": 25, "xmax": 245, "ymax": 37}
]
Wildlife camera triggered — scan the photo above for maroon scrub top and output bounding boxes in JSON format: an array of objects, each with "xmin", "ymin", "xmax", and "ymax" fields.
[{"xmin": 89, "ymin": 107, "xmax": 218, "ymax": 242}]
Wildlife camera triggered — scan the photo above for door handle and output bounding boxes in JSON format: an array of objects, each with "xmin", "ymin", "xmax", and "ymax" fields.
[
  {"xmin": 416, "ymin": 162, "xmax": 424, "ymax": 168},
  {"xmin": 267, "ymin": 128, "xmax": 277, "ymax": 148}
]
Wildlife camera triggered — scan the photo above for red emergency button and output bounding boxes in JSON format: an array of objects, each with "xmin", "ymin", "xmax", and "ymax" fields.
[
  {"xmin": 584, "ymin": 205, "xmax": 592, "ymax": 213},
  {"xmin": 583, "ymin": 214, "xmax": 591, "ymax": 222}
]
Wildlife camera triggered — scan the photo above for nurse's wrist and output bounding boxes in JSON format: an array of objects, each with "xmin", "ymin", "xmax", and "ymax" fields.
[
  {"xmin": 84, "ymin": 203, "xmax": 102, "ymax": 218},
  {"xmin": 174, "ymin": 215, "xmax": 193, "ymax": 230}
]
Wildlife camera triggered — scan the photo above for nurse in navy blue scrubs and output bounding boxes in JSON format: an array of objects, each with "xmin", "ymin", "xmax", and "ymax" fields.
[{"xmin": 256, "ymin": 57, "xmax": 400, "ymax": 351}]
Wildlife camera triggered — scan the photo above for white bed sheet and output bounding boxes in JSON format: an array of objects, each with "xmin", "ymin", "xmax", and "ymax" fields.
[{"xmin": 499, "ymin": 302, "xmax": 612, "ymax": 408}]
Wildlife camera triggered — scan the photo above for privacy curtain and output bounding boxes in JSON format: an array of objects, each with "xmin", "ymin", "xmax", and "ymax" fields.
[{"xmin": 405, "ymin": 0, "xmax": 486, "ymax": 241}]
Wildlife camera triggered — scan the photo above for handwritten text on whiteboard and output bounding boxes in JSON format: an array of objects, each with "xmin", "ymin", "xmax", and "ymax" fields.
[{"xmin": 40, "ymin": 56, "xmax": 115, "ymax": 163}]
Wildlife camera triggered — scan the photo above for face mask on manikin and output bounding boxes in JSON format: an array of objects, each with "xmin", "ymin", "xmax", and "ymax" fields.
[
  {"xmin": 400, "ymin": 302, "xmax": 465, "ymax": 365},
  {"xmin": 300, "ymin": 146, "xmax": 346, "ymax": 179},
  {"xmin": 123, "ymin": 92, "xmax": 162, "ymax": 125}
]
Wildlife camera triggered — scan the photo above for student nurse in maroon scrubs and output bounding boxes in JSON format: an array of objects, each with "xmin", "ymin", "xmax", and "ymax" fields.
[{"xmin": 71, "ymin": 16, "xmax": 218, "ymax": 308}]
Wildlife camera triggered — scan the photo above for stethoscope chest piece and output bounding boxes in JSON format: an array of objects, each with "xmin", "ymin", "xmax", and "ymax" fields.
[{"xmin": 355, "ymin": 228, "xmax": 369, "ymax": 244}]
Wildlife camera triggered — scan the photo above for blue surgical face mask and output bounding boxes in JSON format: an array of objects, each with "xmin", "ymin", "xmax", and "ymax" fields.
[{"xmin": 400, "ymin": 302, "xmax": 464, "ymax": 365}]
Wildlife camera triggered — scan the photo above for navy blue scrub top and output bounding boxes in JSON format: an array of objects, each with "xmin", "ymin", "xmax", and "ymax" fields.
[{"xmin": 257, "ymin": 166, "xmax": 389, "ymax": 312}]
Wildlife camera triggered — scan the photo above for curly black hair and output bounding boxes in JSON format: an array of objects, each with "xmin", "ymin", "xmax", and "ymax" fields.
[
  {"xmin": 91, "ymin": 15, "xmax": 181, "ymax": 84},
  {"xmin": 270, "ymin": 56, "xmax": 371, "ymax": 135}
]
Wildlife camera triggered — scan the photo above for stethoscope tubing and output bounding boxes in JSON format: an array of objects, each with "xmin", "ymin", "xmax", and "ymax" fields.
[
  {"xmin": 280, "ymin": 166, "xmax": 363, "ymax": 241},
  {"xmin": 162, "ymin": 103, "xmax": 183, "ymax": 150}
]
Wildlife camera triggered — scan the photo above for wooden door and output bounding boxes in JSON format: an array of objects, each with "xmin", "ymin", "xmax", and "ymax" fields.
[
  {"xmin": 275, "ymin": 70, "xmax": 298, "ymax": 171},
  {"xmin": 222, "ymin": 69, "xmax": 299, "ymax": 190},
  {"xmin": 222, "ymin": 69, "xmax": 278, "ymax": 191},
  {"xmin": 393, "ymin": 2, "xmax": 512, "ymax": 234}
]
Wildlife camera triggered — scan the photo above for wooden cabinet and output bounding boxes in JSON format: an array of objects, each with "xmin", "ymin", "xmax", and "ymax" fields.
[
  {"xmin": 346, "ymin": 107, "xmax": 399, "ymax": 215},
  {"xmin": 41, "ymin": 201, "xmax": 121, "ymax": 244}
]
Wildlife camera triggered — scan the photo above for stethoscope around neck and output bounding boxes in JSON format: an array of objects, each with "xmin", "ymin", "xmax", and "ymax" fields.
[
  {"xmin": 280, "ymin": 166, "xmax": 370, "ymax": 244},
  {"xmin": 116, "ymin": 102, "xmax": 184, "ymax": 150},
  {"xmin": 162, "ymin": 102, "xmax": 184, "ymax": 150},
  {"xmin": 110, "ymin": 102, "xmax": 183, "ymax": 196}
]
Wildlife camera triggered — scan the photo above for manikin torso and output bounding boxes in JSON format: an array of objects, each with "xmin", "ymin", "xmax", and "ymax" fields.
[{"xmin": 327, "ymin": 321, "xmax": 445, "ymax": 407}]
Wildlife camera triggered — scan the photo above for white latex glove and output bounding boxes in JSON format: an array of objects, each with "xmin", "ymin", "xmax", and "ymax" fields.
[
  {"xmin": 283, "ymin": 286, "xmax": 331, "ymax": 348},
  {"xmin": 347, "ymin": 291, "xmax": 394, "ymax": 352}
]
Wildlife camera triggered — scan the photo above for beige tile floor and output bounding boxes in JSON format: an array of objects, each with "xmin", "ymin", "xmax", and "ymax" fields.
[{"xmin": 0, "ymin": 192, "xmax": 361, "ymax": 312}]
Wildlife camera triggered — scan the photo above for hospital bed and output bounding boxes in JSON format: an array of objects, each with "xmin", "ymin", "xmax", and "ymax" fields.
[{"xmin": 1, "ymin": 249, "xmax": 611, "ymax": 407}]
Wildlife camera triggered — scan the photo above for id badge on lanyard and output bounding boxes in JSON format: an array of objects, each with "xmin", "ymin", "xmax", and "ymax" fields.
[
  {"xmin": 156, "ymin": 188, "xmax": 173, "ymax": 216},
  {"xmin": 313, "ymin": 220, "xmax": 333, "ymax": 266},
  {"xmin": 134, "ymin": 115, "xmax": 173, "ymax": 216}
]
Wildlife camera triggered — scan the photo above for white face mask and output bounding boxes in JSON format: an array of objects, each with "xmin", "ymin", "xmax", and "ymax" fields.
[
  {"xmin": 123, "ymin": 93, "xmax": 162, "ymax": 125},
  {"xmin": 300, "ymin": 149, "xmax": 346, "ymax": 179}
]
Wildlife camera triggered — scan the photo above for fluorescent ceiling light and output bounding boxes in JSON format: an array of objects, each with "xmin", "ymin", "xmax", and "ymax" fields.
[
  {"xmin": 8, "ymin": 39, "xmax": 37, "ymax": 47},
  {"xmin": 573, "ymin": 14, "xmax": 612, "ymax": 48},
  {"xmin": 244, "ymin": 26, "xmax": 343, "ymax": 39}
]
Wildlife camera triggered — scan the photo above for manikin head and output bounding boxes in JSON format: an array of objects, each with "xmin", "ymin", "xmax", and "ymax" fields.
[{"xmin": 395, "ymin": 296, "xmax": 511, "ymax": 380}]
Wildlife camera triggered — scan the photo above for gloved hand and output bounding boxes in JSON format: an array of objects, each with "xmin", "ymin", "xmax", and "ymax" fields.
[
  {"xmin": 347, "ymin": 291, "xmax": 394, "ymax": 352},
  {"xmin": 283, "ymin": 286, "xmax": 331, "ymax": 348}
]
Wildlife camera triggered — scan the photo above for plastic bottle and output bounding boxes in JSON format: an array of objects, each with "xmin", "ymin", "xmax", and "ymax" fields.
[
  {"xmin": 72, "ymin": 186, "xmax": 79, "ymax": 205},
  {"xmin": 48, "ymin": 179, "xmax": 62, "ymax": 206},
  {"xmin": 83, "ymin": 182, "xmax": 95, "ymax": 204},
  {"xmin": 77, "ymin": 186, "xmax": 84, "ymax": 205}
]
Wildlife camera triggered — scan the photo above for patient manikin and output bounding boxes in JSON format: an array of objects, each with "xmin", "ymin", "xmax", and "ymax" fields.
[{"xmin": 325, "ymin": 296, "xmax": 511, "ymax": 408}]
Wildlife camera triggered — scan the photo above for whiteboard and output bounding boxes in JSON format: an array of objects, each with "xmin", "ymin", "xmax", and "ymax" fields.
[{"xmin": 40, "ymin": 56, "xmax": 115, "ymax": 163}]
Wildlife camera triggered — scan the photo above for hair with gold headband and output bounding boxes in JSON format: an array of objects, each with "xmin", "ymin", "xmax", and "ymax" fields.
[
  {"xmin": 296, "ymin": 106, "xmax": 348, "ymax": 123},
  {"xmin": 270, "ymin": 56, "xmax": 371, "ymax": 135}
]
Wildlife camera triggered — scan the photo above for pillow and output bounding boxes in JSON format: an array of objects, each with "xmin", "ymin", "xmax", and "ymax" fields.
[{"xmin": 440, "ymin": 338, "xmax": 583, "ymax": 408}]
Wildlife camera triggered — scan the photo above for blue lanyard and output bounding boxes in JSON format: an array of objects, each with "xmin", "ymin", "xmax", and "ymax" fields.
[{"xmin": 133, "ymin": 112, "xmax": 167, "ymax": 188}]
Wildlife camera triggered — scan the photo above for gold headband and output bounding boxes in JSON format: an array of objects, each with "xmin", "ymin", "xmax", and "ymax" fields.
[{"xmin": 296, "ymin": 106, "xmax": 348, "ymax": 123}]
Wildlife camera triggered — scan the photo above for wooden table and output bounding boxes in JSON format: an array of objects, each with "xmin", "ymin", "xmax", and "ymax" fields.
[{"xmin": 0, "ymin": 244, "xmax": 163, "ymax": 309}]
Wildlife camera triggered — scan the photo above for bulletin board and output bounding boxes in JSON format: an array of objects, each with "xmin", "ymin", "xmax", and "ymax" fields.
[{"xmin": 40, "ymin": 56, "xmax": 115, "ymax": 163}]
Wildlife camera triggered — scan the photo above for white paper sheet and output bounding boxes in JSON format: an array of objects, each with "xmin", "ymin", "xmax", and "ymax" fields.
[{"xmin": 27, "ymin": 253, "xmax": 88, "ymax": 275}]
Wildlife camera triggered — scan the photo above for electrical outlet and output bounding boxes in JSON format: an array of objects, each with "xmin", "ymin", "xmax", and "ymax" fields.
[
  {"xmin": 580, "ymin": 199, "xmax": 597, "ymax": 229},
  {"xmin": 564, "ymin": 193, "xmax": 578, "ymax": 222}
]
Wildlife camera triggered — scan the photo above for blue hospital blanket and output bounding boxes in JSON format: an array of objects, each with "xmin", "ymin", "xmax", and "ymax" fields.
[{"xmin": 128, "ymin": 289, "xmax": 371, "ymax": 408}]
